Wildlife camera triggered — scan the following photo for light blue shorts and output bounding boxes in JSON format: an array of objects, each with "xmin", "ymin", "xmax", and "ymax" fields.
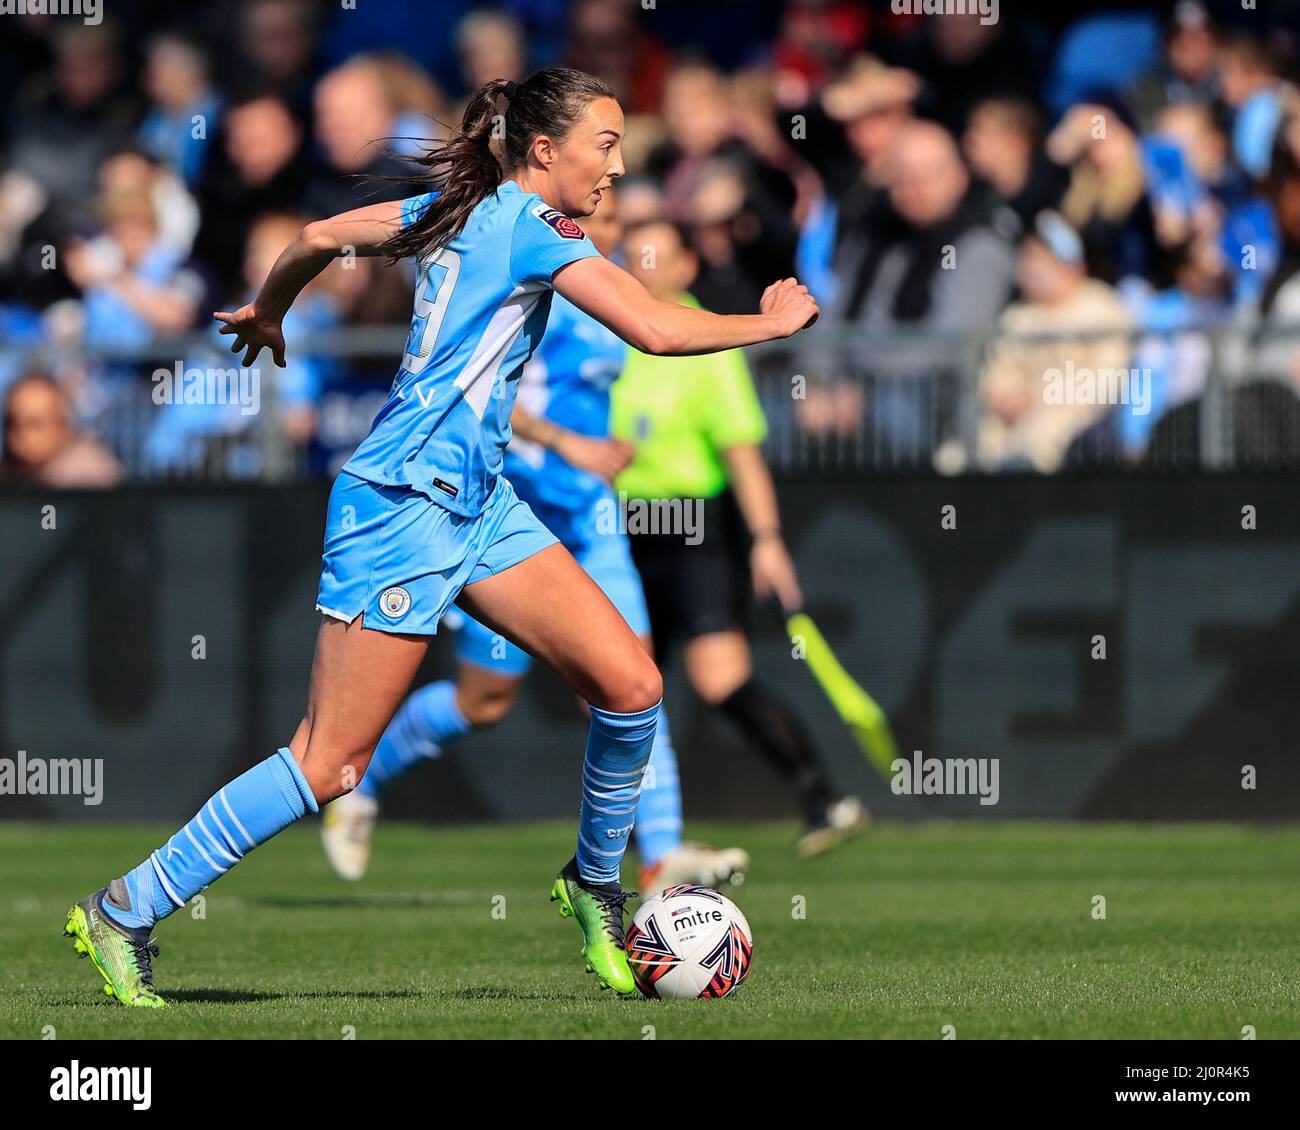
[
  {"xmin": 316, "ymin": 471, "xmax": 558, "ymax": 636},
  {"xmin": 455, "ymin": 498, "xmax": 650, "ymax": 676}
]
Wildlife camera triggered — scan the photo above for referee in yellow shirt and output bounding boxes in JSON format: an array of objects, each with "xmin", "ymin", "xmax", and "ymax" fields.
[{"xmin": 611, "ymin": 219, "xmax": 866, "ymax": 858}]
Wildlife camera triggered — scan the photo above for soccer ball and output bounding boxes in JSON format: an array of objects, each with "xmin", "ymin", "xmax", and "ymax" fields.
[{"xmin": 625, "ymin": 885, "xmax": 753, "ymax": 999}]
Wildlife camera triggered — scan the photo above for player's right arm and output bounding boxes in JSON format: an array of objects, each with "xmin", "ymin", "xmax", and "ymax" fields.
[
  {"xmin": 214, "ymin": 200, "xmax": 407, "ymax": 368},
  {"xmin": 553, "ymin": 257, "xmax": 818, "ymax": 357}
]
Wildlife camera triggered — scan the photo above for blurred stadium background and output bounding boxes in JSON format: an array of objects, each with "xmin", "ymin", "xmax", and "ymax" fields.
[{"xmin": 3, "ymin": 0, "xmax": 1300, "ymax": 827}]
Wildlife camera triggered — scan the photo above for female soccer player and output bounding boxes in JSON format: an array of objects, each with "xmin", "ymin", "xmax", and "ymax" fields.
[
  {"xmin": 64, "ymin": 67, "xmax": 817, "ymax": 1005},
  {"xmin": 320, "ymin": 197, "xmax": 749, "ymax": 893}
]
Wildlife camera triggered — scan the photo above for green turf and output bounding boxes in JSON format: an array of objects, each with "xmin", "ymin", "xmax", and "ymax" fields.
[{"xmin": 1, "ymin": 820, "xmax": 1297, "ymax": 1039}]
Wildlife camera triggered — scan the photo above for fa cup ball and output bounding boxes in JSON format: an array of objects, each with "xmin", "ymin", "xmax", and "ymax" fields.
[{"xmin": 625, "ymin": 885, "xmax": 753, "ymax": 999}]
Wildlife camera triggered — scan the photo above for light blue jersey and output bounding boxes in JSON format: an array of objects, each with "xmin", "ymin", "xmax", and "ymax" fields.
[
  {"xmin": 316, "ymin": 182, "xmax": 599, "ymax": 636},
  {"xmin": 506, "ymin": 289, "xmax": 628, "ymax": 524},
  {"xmin": 342, "ymin": 182, "xmax": 602, "ymax": 517}
]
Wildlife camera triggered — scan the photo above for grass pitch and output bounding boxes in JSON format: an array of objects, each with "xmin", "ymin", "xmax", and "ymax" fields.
[{"xmin": 1, "ymin": 820, "xmax": 1297, "ymax": 1039}]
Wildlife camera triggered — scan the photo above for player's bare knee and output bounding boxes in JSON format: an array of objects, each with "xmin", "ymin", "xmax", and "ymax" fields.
[{"xmin": 598, "ymin": 657, "xmax": 662, "ymax": 715}]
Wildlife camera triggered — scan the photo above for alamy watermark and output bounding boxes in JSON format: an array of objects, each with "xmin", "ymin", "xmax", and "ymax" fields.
[
  {"xmin": 49, "ymin": 1062, "xmax": 150, "ymax": 1110},
  {"xmin": 1043, "ymin": 362, "xmax": 1151, "ymax": 416},
  {"xmin": 891, "ymin": 0, "xmax": 999, "ymax": 27},
  {"xmin": 891, "ymin": 750, "xmax": 1000, "ymax": 806},
  {"xmin": 0, "ymin": 750, "xmax": 103, "ymax": 806},
  {"xmin": 0, "ymin": 0, "xmax": 101, "ymax": 25},
  {"xmin": 594, "ymin": 491, "xmax": 703, "ymax": 546},
  {"xmin": 152, "ymin": 363, "xmax": 260, "ymax": 416}
]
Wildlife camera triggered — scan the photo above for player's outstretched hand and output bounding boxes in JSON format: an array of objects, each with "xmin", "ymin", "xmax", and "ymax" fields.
[
  {"xmin": 760, "ymin": 278, "xmax": 819, "ymax": 338},
  {"xmin": 214, "ymin": 304, "xmax": 287, "ymax": 368}
]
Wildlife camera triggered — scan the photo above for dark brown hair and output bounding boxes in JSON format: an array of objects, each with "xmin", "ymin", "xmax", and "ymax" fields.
[{"xmin": 382, "ymin": 66, "xmax": 616, "ymax": 263}]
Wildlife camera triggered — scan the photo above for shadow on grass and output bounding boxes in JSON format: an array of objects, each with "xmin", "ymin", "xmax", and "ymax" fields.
[
  {"xmin": 440, "ymin": 985, "xmax": 579, "ymax": 1003},
  {"xmin": 167, "ymin": 983, "xmax": 624, "ymax": 998},
  {"xmin": 238, "ymin": 894, "xmax": 477, "ymax": 911},
  {"xmin": 19, "ymin": 983, "xmax": 628, "ymax": 1016},
  {"xmin": 167, "ymin": 985, "xmax": 586, "ymax": 1005},
  {"xmin": 166, "ymin": 986, "xmax": 434, "ymax": 1004}
]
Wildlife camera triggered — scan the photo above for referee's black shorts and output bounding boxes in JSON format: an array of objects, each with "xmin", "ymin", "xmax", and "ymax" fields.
[{"xmin": 626, "ymin": 491, "xmax": 751, "ymax": 660}]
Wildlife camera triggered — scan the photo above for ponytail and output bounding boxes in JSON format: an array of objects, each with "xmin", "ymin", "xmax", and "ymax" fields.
[{"xmin": 382, "ymin": 67, "xmax": 616, "ymax": 263}]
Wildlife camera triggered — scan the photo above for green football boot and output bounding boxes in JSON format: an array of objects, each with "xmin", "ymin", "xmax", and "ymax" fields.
[
  {"xmin": 64, "ymin": 885, "xmax": 167, "ymax": 1008},
  {"xmin": 550, "ymin": 858, "xmax": 637, "ymax": 995}
]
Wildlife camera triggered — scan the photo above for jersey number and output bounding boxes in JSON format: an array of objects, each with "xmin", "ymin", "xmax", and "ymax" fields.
[{"xmin": 401, "ymin": 247, "xmax": 462, "ymax": 374}]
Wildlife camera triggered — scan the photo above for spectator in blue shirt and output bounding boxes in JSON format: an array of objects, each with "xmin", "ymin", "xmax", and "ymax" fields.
[{"xmin": 138, "ymin": 34, "xmax": 222, "ymax": 188}]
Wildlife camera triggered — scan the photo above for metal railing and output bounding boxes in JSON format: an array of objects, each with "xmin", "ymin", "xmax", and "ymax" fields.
[
  {"xmin": 6, "ymin": 320, "xmax": 1300, "ymax": 481},
  {"xmin": 748, "ymin": 319, "xmax": 1300, "ymax": 474}
]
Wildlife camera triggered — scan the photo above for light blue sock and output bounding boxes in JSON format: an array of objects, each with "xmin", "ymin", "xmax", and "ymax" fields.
[
  {"xmin": 576, "ymin": 700, "xmax": 660, "ymax": 886},
  {"xmin": 107, "ymin": 748, "xmax": 318, "ymax": 930},
  {"xmin": 357, "ymin": 680, "xmax": 471, "ymax": 801},
  {"xmin": 633, "ymin": 704, "xmax": 683, "ymax": 866}
]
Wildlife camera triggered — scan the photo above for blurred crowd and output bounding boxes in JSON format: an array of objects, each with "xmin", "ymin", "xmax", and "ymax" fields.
[{"xmin": 2, "ymin": 0, "xmax": 1300, "ymax": 484}]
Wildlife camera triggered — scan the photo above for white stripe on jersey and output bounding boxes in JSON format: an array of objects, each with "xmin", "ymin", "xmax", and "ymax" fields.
[{"xmin": 454, "ymin": 283, "xmax": 546, "ymax": 420}]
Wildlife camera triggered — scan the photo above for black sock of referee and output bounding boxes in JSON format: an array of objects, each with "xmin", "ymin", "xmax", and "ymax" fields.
[{"xmin": 717, "ymin": 680, "xmax": 835, "ymax": 824}]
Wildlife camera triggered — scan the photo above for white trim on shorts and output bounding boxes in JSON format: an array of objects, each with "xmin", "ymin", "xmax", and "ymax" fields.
[{"xmin": 315, "ymin": 603, "xmax": 360, "ymax": 624}]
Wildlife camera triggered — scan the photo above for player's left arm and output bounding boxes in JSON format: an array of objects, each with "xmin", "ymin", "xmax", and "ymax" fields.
[
  {"xmin": 554, "ymin": 257, "xmax": 816, "ymax": 356},
  {"xmin": 214, "ymin": 201, "xmax": 406, "ymax": 367}
]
